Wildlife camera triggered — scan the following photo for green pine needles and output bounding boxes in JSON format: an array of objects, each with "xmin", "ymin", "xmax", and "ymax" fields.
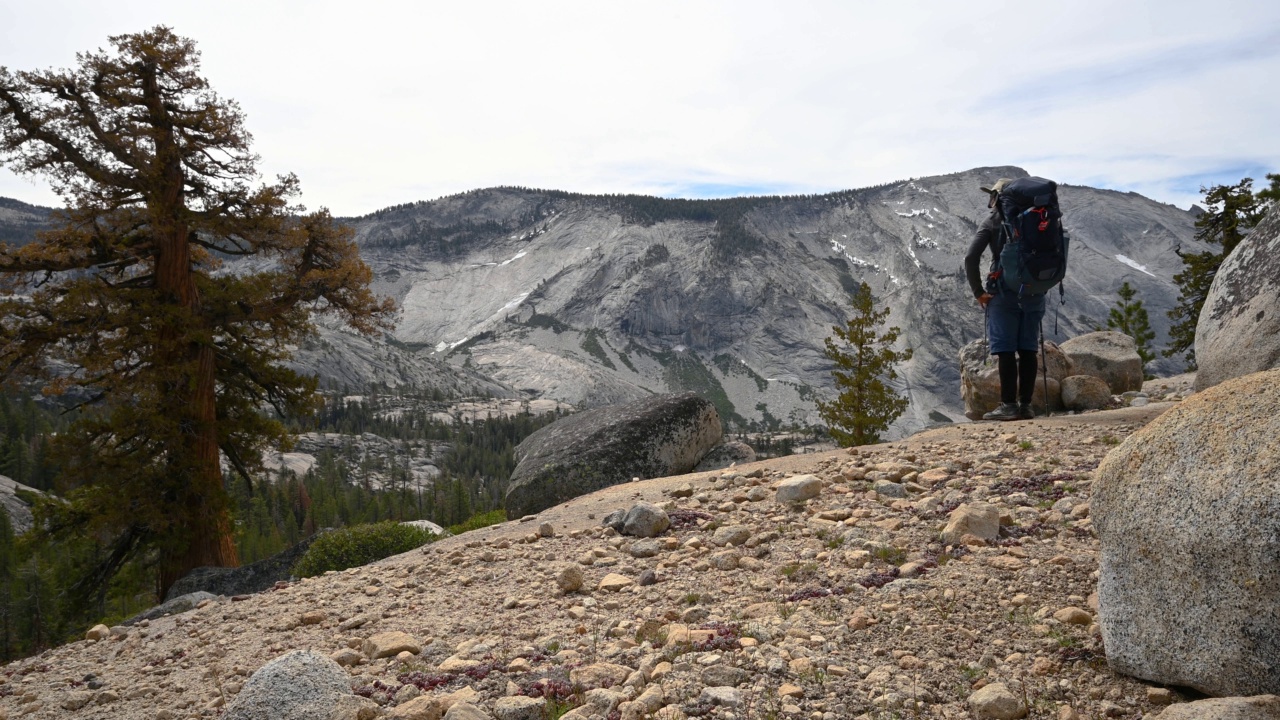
[
  {"xmin": 816, "ymin": 282, "xmax": 912, "ymax": 446},
  {"xmin": 1106, "ymin": 282, "xmax": 1156, "ymax": 377},
  {"xmin": 1165, "ymin": 176, "xmax": 1278, "ymax": 367}
]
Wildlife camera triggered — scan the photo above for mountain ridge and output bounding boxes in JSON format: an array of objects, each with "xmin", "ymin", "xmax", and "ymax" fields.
[
  {"xmin": 0, "ymin": 167, "xmax": 1203, "ymax": 436},
  {"xmin": 337, "ymin": 167, "xmax": 1201, "ymax": 436}
]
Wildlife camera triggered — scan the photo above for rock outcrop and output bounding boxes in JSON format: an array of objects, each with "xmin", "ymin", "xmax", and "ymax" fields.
[
  {"xmin": 504, "ymin": 393, "xmax": 722, "ymax": 517},
  {"xmin": 1059, "ymin": 331, "xmax": 1143, "ymax": 394},
  {"xmin": 1194, "ymin": 205, "xmax": 1280, "ymax": 391},
  {"xmin": 1093, "ymin": 368, "xmax": 1280, "ymax": 696},
  {"xmin": 165, "ymin": 533, "xmax": 321, "ymax": 601},
  {"xmin": 0, "ymin": 474, "xmax": 40, "ymax": 534},
  {"xmin": 959, "ymin": 339, "xmax": 1070, "ymax": 418}
]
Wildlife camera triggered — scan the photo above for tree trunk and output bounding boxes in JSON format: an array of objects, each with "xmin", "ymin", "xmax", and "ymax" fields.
[{"xmin": 151, "ymin": 187, "xmax": 239, "ymax": 598}]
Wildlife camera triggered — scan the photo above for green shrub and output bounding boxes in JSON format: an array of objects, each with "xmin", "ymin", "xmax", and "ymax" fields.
[
  {"xmin": 447, "ymin": 509, "xmax": 507, "ymax": 535},
  {"xmin": 292, "ymin": 522, "xmax": 438, "ymax": 578}
]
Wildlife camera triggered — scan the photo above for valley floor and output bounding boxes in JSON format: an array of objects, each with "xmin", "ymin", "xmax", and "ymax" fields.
[{"xmin": 0, "ymin": 401, "xmax": 1191, "ymax": 720}]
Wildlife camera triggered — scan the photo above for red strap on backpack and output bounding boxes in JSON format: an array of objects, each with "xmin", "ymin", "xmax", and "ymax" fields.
[{"xmin": 1032, "ymin": 207, "xmax": 1050, "ymax": 232}]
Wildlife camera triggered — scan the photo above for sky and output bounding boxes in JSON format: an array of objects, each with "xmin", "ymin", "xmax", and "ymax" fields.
[{"xmin": 1, "ymin": 0, "xmax": 1278, "ymax": 216}]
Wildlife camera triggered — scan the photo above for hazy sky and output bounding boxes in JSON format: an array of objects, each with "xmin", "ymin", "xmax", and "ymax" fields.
[{"xmin": 2, "ymin": 1, "xmax": 1277, "ymax": 215}]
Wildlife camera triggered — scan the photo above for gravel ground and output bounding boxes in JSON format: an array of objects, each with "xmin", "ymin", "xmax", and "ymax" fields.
[{"xmin": 0, "ymin": 401, "xmax": 1195, "ymax": 720}]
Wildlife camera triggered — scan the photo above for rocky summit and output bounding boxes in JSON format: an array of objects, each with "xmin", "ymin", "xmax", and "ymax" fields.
[{"xmin": 1, "ymin": 380, "xmax": 1234, "ymax": 720}]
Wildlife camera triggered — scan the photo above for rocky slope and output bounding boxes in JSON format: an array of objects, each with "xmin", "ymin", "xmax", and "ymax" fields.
[
  {"xmin": 344, "ymin": 168, "xmax": 1202, "ymax": 437},
  {"xmin": 0, "ymin": 387, "xmax": 1210, "ymax": 720}
]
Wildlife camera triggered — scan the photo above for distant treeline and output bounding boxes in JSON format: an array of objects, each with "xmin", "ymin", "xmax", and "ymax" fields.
[
  {"xmin": 0, "ymin": 388, "xmax": 562, "ymax": 660},
  {"xmin": 235, "ymin": 394, "xmax": 563, "ymax": 563}
]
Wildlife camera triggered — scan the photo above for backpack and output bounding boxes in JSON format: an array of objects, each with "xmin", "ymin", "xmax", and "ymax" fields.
[{"xmin": 995, "ymin": 176, "xmax": 1069, "ymax": 296}]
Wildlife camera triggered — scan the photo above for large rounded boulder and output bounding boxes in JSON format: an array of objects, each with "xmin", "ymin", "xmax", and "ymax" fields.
[
  {"xmin": 224, "ymin": 650, "xmax": 376, "ymax": 720},
  {"xmin": 959, "ymin": 339, "xmax": 1069, "ymax": 419},
  {"xmin": 1092, "ymin": 368, "xmax": 1280, "ymax": 696},
  {"xmin": 505, "ymin": 393, "xmax": 722, "ymax": 517},
  {"xmin": 1194, "ymin": 204, "xmax": 1280, "ymax": 391},
  {"xmin": 1058, "ymin": 331, "xmax": 1143, "ymax": 393}
]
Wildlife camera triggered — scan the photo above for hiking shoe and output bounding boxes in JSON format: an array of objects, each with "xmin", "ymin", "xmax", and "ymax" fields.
[
  {"xmin": 983, "ymin": 403, "xmax": 1020, "ymax": 421},
  {"xmin": 1018, "ymin": 403, "xmax": 1035, "ymax": 420}
]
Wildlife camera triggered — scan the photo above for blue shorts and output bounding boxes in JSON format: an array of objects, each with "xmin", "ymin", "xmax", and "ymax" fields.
[{"xmin": 987, "ymin": 291, "xmax": 1046, "ymax": 354}]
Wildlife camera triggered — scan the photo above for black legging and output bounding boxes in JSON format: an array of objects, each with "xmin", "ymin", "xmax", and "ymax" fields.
[{"xmin": 997, "ymin": 350, "xmax": 1038, "ymax": 405}]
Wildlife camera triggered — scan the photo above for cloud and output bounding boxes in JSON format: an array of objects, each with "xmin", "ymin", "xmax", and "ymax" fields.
[{"xmin": 0, "ymin": 1, "xmax": 1277, "ymax": 214}]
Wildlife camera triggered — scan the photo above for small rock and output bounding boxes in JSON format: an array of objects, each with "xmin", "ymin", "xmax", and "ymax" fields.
[
  {"xmin": 622, "ymin": 503, "xmax": 670, "ymax": 537},
  {"xmin": 61, "ymin": 692, "xmax": 93, "ymax": 711},
  {"xmin": 942, "ymin": 502, "xmax": 1000, "ymax": 544},
  {"xmin": 493, "ymin": 695, "xmax": 545, "ymax": 720},
  {"xmin": 700, "ymin": 686, "xmax": 744, "ymax": 707},
  {"xmin": 708, "ymin": 551, "xmax": 740, "ymax": 571},
  {"xmin": 556, "ymin": 565, "xmax": 584, "ymax": 593},
  {"xmin": 1146, "ymin": 687, "xmax": 1176, "ymax": 705},
  {"xmin": 778, "ymin": 683, "xmax": 804, "ymax": 698},
  {"xmin": 386, "ymin": 695, "xmax": 443, "ymax": 719},
  {"xmin": 872, "ymin": 480, "xmax": 906, "ymax": 498},
  {"xmin": 968, "ymin": 682, "xmax": 1027, "ymax": 720},
  {"xmin": 330, "ymin": 649, "xmax": 364, "ymax": 667},
  {"xmin": 711, "ymin": 525, "xmax": 751, "ymax": 546},
  {"xmin": 776, "ymin": 474, "xmax": 822, "ymax": 504},
  {"xmin": 598, "ymin": 573, "xmax": 634, "ymax": 592},
  {"xmin": 85, "ymin": 624, "xmax": 110, "ymax": 642},
  {"xmin": 1052, "ymin": 607, "xmax": 1092, "ymax": 625},
  {"xmin": 362, "ymin": 631, "xmax": 421, "ymax": 659},
  {"xmin": 443, "ymin": 703, "xmax": 491, "ymax": 720},
  {"xmin": 601, "ymin": 509, "xmax": 626, "ymax": 532},
  {"xmin": 701, "ymin": 665, "xmax": 751, "ymax": 687},
  {"xmin": 570, "ymin": 662, "xmax": 633, "ymax": 689},
  {"xmin": 630, "ymin": 540, "xmax": 661, "ymax": 558}
]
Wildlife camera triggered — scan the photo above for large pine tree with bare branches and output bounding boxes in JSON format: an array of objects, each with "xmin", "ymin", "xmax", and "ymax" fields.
[{"xmin": 0, "ymin": 27, "xmax": 394, "ymax": 597}]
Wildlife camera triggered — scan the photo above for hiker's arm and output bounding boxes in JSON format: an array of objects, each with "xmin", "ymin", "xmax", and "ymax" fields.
[{"xmin": 965, "ymin": 219, "xmax": 994, "ymax": 299}]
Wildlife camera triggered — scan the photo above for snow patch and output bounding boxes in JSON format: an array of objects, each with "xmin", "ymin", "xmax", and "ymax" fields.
[
  {"xmin": 831, "ymin": 239, "xmax": 887, "ymax": 275},
  {"xmin": 500, "ymin": 250, "xmax": 528, "ymax": 266},
  {"xmin": 434, "ymin": 336, "xmax": 473, "ymax": 353},
  {"xmin": 1115, "ymin": 254, "xmax": 1156, "ymax": 277},
  {"xmin": 501, "ymin": 291, "xmax": 531, "ymax": 312}
]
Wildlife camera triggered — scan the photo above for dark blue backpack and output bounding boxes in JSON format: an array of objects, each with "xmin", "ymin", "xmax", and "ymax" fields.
[{"xmin": 996, "ymin": 176, "xmax": 1069, "ymax": 296}]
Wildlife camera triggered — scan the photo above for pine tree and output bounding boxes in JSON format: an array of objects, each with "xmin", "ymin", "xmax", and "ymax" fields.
[
  {"xmin": 815, "ymin": 282, "xmax": 913, "ymax": 446},
  {"xmin": 0, "ymin": 27, "xmax": 394, "ymax": 597},
  {"xmin": 1106, "ymin": 282, "xmax": 1157, "ymax": 377},
  {"xmin": 1257, "ymin": 173, "xmax": 1280, "ymax": 207},
  {"xmin": 1165, "ymin": 179, "xmax": 1265, "ymax": 367}
]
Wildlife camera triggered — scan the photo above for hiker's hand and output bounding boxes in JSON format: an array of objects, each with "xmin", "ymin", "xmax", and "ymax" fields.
[{"xmin": 978, "ymin": 293, "xmax": 993, "ymax": 309}]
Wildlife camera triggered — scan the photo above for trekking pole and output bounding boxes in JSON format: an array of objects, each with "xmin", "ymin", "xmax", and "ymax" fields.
[{"xmin": 1040, "ymin": 319, "xmax": 1049, "ymax": 418}]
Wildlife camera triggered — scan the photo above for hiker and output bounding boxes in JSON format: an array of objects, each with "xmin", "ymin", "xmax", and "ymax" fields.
[{"xmin": 965, "ymin": 178, "xmax": 1048, "ymax": 421}]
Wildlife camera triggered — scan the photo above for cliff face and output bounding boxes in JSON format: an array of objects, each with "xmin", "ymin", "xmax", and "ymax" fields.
[{"xmin": 345, "ymin": 168, "xmax": 1200, "ymax": 436}]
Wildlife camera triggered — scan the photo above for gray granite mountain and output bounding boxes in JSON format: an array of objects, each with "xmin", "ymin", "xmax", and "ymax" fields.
[
  {"xmin": 0, "ymin": 197, "xmax": 49, "ymax": 247},
  {"xmin": 341, "ymin": 167, "xmax": 1201, "ymax": 436},
  {"xmin": 0, "ymin": 167, "xmax": 1203, "ymax": 436}
]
